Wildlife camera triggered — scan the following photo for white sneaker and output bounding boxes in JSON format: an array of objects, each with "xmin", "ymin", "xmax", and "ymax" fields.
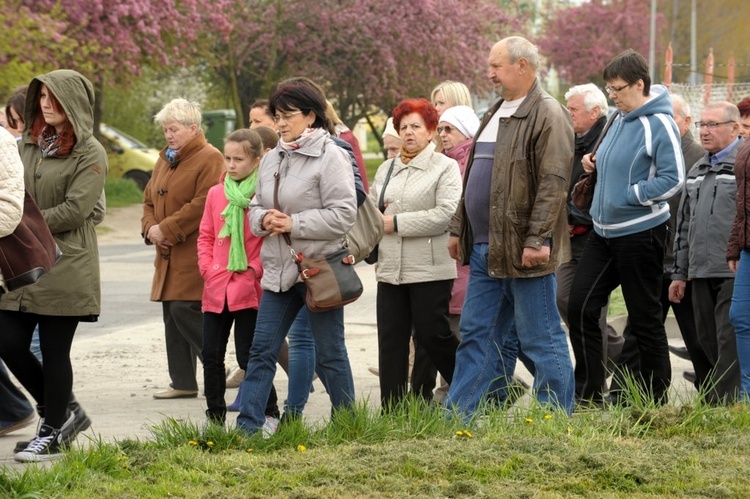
[
  {"xmin": 15, "ymin": 424, "xmax": 64, "ymax": 462},
  {"xmin": 261, "ymin": 416, "xmax": 279, "ymax": 439}
]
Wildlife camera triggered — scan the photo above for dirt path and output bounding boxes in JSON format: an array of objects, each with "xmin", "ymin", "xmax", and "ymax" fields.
[{"xmin": 97, "ymin": 204, "xmax": 144, "ymax": 245}]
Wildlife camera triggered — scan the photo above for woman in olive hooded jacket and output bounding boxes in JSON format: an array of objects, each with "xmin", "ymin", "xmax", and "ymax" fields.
[{"xmin": 0, "ymin": 69, "xmax": 107, "ymax": 462}]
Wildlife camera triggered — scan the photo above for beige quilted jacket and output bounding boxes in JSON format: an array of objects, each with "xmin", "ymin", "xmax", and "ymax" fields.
[
  {"xmin": 0, "ymin": 126, "xmax": 25, "ymax": 289},
  {"xmin": 370, "ymin": 142, "xmax": 462, "ymax": 285}
]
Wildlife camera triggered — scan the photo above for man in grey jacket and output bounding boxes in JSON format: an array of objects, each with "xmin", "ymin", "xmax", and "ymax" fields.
[
  {"xmin": 446, "ymin": 36, "xmax": 575, "ymax": 417},
  {"xmin": 669, "ymin": 101, "xmax": 743, "ymax": 404}
]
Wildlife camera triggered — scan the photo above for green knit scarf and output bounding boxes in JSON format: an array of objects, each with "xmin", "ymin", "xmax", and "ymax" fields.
[{"xmin": 219, "ymin": 171, "xmax": 258, "ymax": 272}]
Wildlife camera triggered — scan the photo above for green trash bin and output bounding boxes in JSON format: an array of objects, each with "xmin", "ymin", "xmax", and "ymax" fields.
[{"xmin": 202, "ymin": 109, "xmax": 236, "ymax": 150}]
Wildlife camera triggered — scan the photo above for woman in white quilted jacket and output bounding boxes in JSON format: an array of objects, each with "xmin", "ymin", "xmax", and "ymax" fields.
[{"xmin": 370, "ymin": 98, "xmax": 462, "ymax": 409}]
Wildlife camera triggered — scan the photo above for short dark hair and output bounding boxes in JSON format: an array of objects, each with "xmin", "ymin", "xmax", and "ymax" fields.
[
  {"xmin": 737, "ymin": 97, "xmax": 750, "ymax": 118},
  {"xmin": 5, "ymin": 85, "xmax": 28, "ymax": 130},
  {"xmin": 392, "ymin": 98, "xmax": 439, "ymax": 133},
  {"xmin": 275, "ymin": 77, "xmax": 335, "ymax": 133},
  {"xmin": 603, "ymin": 49, "xmax": 651, "ymax": 96},
  {"xmin": 269, "ymin": 83, "xmax": 328, "ymax": 130}
]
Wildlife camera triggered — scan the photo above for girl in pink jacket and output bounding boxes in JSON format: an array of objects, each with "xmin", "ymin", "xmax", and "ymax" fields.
[{"xmin": 198, "ymin": 129, "xmax": 279, "ymax": 426}]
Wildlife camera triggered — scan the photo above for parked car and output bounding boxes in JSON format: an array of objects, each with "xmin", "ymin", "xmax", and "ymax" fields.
[{"xmin": 99, "ymin": 123, "xmax": 160, "ymax": 190}]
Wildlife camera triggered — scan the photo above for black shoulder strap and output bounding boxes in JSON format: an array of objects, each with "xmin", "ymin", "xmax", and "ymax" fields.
[
  {"xmin": 378, "ymin": 159, "xmax": 396, "ymax": 213},
  {"xmin": 592, "ymin": 112, "xmax": 618, "ymax": 156}
]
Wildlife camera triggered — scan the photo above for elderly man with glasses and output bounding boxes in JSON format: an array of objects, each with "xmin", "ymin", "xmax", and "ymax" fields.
[
  {"xmin": 668, "ymin": 101, "xmax": 743, "ymax": 404},
  {"xmin": 567, "ymin": 49, "xmax": 684, "ymax": 407}
]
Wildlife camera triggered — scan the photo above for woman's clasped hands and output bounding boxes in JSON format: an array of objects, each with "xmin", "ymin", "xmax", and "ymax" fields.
[{"xmin": 262, "ymin": 209, "xmax": 292, "ymax": 235}]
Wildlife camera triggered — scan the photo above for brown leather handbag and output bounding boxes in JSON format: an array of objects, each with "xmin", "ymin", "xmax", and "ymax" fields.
[
  {"xmin": 0, "ymin": 191, "xmax": 61, "ymax": 291},
  {"xmin": 274, "ymin": 170, "xmax": 363, "ymax": 312}
]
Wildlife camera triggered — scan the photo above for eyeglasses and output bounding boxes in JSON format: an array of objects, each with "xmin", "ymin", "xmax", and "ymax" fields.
[
  {"xmin": 272, "ymin": 110, "xmax": 302, "ymax": 123},
  {"xmin": 604, "ymin": 83, "xmax": 633, "ymax": 94},
  {"xmin": 695, "ymin": 121, "xmax": 734, "ymax": 130},
  {"xmin": 436, "ymin": 125, "xmax": 454, "ymax": 134}
]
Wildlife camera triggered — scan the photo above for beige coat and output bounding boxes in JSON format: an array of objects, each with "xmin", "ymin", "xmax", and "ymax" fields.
[{"xmin": 370, "ymin": 142, "xmax": 462, "ymax": 285}]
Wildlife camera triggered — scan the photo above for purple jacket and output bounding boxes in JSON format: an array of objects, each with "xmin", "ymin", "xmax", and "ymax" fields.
[{"xmin": 444, "ymin": 139, "xmax": 473, "ymax": 314}]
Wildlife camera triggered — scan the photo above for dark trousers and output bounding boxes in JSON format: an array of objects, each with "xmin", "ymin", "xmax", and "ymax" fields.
[
  {"xmin": 692, "ymin": 278, "xmax": 741, "ymax": 403},
  {"xmin": 163, "ymin": 301, "xmax": 203, "ymax": 391},
  {"xmin": 568, "ymin": 223, "xmax": 671, "ymax": 404},
  {"xmin": 202, "ymin": 307, "xmax": 278, "ymax": 422},
  {"xmin": 411, "ymin": 339, "xmax": 438, "ymax": 400},
  {"xmin": 610, "ymin": 274, "xmax": 712, "ymax": 397},
  {"xmin": 556, "ymin": 257, "xmax": 624, "ymax": 390},
  {"xmin": 376, "ymin": 280, "xmax": 459, "ymax": 407},
  {"xmin": 0, "ymin": 311, "xmax": 78, "ymax": 428}
]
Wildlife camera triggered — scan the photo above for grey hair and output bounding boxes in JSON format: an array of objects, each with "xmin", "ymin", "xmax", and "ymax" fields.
[
  {"xmin": 564, "ymin": 83, "xmax": 608, "ymax": 118},
  {"xmin": 671, "ymin": 94, "xmax": 691, "ymax": 119},
  {"xmin": 703, "ymin": 101, "xmax": 740, "ymax": 123},
  {"xmin": 503, "ymin": 36, "xmax": 539, "ymax": 69},
  {"xmin": 154, "ymin": 98, "xmax": 202, "ymax": 127}
]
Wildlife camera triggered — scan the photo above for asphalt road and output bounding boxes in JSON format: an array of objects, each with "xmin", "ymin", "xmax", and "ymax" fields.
[{"xmin": 77, "ymin": 243, "xmax": 161, "ymax": 338}]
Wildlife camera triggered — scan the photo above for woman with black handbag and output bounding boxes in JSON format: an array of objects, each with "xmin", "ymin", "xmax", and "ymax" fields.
[
  {"xmin": 237, "ymin": 82, "xmax": 358, "ymax": 436},
  {"xmin": 0, "ymin": 70, "xmax": 107, "ymax": 462}
]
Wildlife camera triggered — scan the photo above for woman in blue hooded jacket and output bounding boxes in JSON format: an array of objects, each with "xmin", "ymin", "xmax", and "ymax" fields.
[{"xmin": 567, "ymin": 50, "xmax": 684, "ymax": 407}]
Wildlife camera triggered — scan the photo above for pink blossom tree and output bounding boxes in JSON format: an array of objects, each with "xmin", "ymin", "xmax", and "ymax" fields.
[
  {"xmin": 203, "ymin": 0, "xmax": 529, "ymax": 129},
  {"xmin": 538, "ymin": 0, "xmax": 665, "ymax": 87},
  {"xmin": 17, "ymin": 0, "xmax": 204, "ymax": 129},
  {"xmin": 0, "ymin": 2, "xmax": 80, "ymax": 97}
]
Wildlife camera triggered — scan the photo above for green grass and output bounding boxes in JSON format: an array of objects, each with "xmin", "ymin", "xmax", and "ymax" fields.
[
  {"xmin": 3, "ymin": 392, "xmax": 750, "ymax": 498},
  {"xmin": 364, "ymin": 157, "xmax": 383, "ymax": 187},
  {"xmin": 608, "ymin": 286, "xmax": 626, "ymax": 317},
  {"xmin": 104, "ymin": 177, "xmax": 144, "ymax": 207}
]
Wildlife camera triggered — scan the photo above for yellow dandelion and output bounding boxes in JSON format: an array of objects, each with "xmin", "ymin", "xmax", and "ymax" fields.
[
  {"xmin": 544, "ymin": 414, "xmax": 553, "ymax": 420},
  {"xmin": 207, "ymin": 441, "xmax": 214, "ymax": 446},
  {"xmin": 567, "ymin": 426, "xmax": 573, "ymax": 435},
  {"xmin": 524, "ymin": 418, "xmax": 534, "ymax": 423},
  {"xmin": 247, "ymin": 448, "xmax": 253, "ymax": 453},
  {"xmin": 455, "ymin": 430, "xmax": 464, "ymax": 436},
  {"xmin": 188, "ymin": 440, "xmax": 198, "ymax": 446},
  {"xmin": 463, "ymin": 431, "xmax": 473, "ymax": 438},
  {"xmin": 117, "ymin": 456, "xmax": 127, "ymax": 461},
  {"xmin": 297, "ymin": 445, "xmax": 307, "ymax": 452}
]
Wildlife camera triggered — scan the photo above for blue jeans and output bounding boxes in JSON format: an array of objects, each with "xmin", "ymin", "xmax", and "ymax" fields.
[
  {"xmin": 0, "ymin": 361, "xmax": 34, "ymax": 422},
  {"xmin": 237, "ymin": 283, "xmax": 354, "ymax": 433},
  {"xmin": 445, "ymin": 243, "xmax": 574, "ymax": 417},
  {"xmin": 285, "ymin": 308, "xmax": 317, "ymax": 416},
  {"xmin": 730, "ymin": 249, "xmax": 750, "ymax": 398}
]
